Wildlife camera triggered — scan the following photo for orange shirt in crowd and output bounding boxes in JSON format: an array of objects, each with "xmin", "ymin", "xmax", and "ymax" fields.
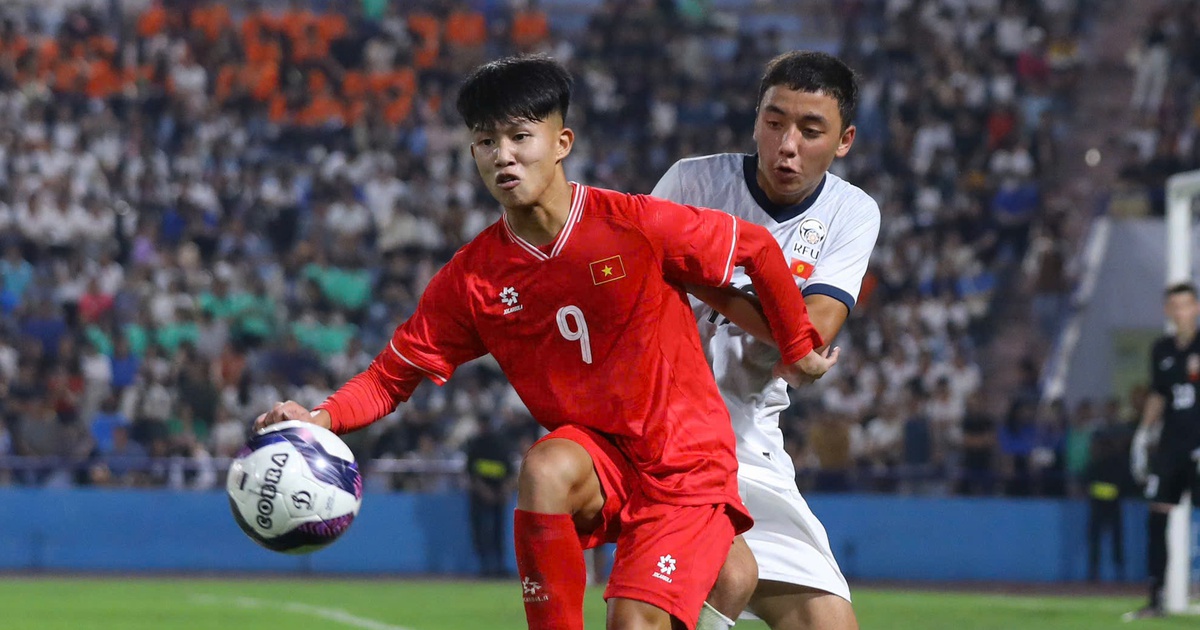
[
  {"xmin": 292, "ymin": 29, "xmax": 330, "ymax": 65},
  {"xmin": 384, "ymin": 94, "xmax": 414, "ymax": 125},
  {"xmin": 85, "ymin": 58, "xmax": 123, "ymax": 99},
  {"xmin": 280, "ymin": 7, "xmax": 318, "ymax": 44},
  {"xmin": 317, "ymin": 14, "xmax": 348, "ymax": 43},
  {"xmin": 192, "ymin": 4, "xmax": 232, "ymax": 43},
  {"xmin": 409, "ymin": 12, "xmax": 441, "ymax": 69},
  {"xmin": 446, "ymin": 8, "xmax": 487, "ymax": 48},
  {"xmin": 296, "ymin": 89, "xmax": 345, "ymax": 127},
  {"xmin": 368, "ymin": 67, "xmax": 416, "ymax": 96},
  {"xmin": 137, "ymin": 2, "xmax": 167, "ymax": 38},
  {"xmin": 512, "ymin": 9, "xmax": 549, "ymax": 48}
]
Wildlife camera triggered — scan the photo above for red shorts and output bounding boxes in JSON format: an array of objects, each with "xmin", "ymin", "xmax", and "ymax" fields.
[{"xmin": 532, "ymin": 426, "xmax": 741, "ymax": 630}]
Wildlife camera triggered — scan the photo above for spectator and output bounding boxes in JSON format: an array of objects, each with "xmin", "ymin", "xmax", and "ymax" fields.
[
  {"xmin": 1084, "ymin": 407, "xmax": 1135, "ymax": 582},
  {"xmin": 464, "ymin": 416, "xmax": 517, "ymax": 578},
  {"xmin": 1130, "ymin": 12, "xmax": 1170, "ymax": 118},
  {"xmin": 958, "ymin": 392, "xmax": 997, "ymax": 495},
  {"xmin": 95, "ymin": 424, "xmax": 150, "ymax": 487},
  {"xmin": 999, "ymin": 400, "xmax": 1038, "ymax": 496}
]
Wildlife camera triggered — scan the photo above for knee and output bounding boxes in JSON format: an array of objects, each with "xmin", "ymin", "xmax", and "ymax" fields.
[
  {"xmin": 518, "ymin": 438, "xmax": 595, "ymax": 513},
  {"xmin": 713, "ymin": 537, "xmax": 758, "ymax": 612},
  {"xmin": 721, "ymin": 545, "xmax": 759, "ymax": 603},
  {"xmin": 607, "ymin": 599, "xmax": 673, "ymax": 630}
]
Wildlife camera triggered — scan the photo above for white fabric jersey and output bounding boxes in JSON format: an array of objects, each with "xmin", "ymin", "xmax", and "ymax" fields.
[{"xmin": 652, "ymin": 153, "xmax": 880, "ymax": 487}]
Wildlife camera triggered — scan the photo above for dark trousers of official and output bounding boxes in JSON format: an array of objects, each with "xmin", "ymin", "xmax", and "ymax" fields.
[
  {"xmin": 1088, "ymin": 498, "xmax": 1124, "ymax": 581},
  {"xmin": 470, "ymin": 494, "xmax": 507, "ymax": 577}
]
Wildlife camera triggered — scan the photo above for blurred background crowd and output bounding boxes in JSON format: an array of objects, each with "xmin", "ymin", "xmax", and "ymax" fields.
[{"xmin": 0, "ymin": 0, "xmax": 1188, "ymax": 499}]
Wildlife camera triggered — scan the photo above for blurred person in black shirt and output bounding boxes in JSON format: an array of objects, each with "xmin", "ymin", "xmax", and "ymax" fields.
[
  {"xmin": 464, "ymin": 415, "xmax": 516, "ymax": 578},
  {"xmin": 958, "ymin": 391, "xmax": 997, "ymax": 495},
  {"xmin": 1126, "ymin": 283, "xmax": 1200, "ymax": 619},
  {"xmin": 1085, "ymin": 417, "xmax": 1132, "ymax": 582}
]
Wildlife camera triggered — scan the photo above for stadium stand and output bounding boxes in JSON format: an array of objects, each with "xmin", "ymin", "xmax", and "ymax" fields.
[{"xmin": 0, "ymin": 0, "xmax": 1115, "ymax": 497}]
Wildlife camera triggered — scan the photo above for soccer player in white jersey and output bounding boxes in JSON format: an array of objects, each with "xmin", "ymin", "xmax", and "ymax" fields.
[{"xmin": 654, "ymin": 51, "xmax": 879, "ymax": 630}]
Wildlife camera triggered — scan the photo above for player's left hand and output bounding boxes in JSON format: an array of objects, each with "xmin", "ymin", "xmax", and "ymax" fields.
[
  {"xmin": 775, "ymin": 346, "xmax": 840, "ymax": 387},
  {"xmin": 253, "ymin": 401, "xmax": 332, "ymax": 432}
]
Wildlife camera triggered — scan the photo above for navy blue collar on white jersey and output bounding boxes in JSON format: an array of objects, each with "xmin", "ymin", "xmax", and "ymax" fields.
[{"xmin": 742, "ymin": 154, "xmax": 825, "ymax": 224}]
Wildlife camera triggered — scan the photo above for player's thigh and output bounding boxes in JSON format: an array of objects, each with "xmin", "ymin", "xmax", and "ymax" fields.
[
  {"xmin": 749, "ymin": 580, "xmax": 858, "ymax": 630},
  {"xmin": 606, "ymin": 597, "xmax": 678, "ymax": 630},
  {"xmin": 606, "ymin": 501, "xmax": 737, "ymax": 630},
  {"xmin": 522, "ymin": 425, "xmax": 635, "ymax": 541},
  {"xmin": 707, "ymin": 535, "xmax": 758, "ymax": 617}
]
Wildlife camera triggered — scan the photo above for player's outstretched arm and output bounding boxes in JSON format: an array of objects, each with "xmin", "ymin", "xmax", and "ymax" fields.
[
  {"xmin": 254, "ymin": 264, "xmax": 483, "ymax": 436},
  {"xmin": 253, "ymin": 352, "xmax": 425, "ymax": 434}
]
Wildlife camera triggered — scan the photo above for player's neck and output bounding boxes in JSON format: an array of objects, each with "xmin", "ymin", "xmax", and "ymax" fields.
[{"xmin": 504, "ymin": 175, "xmax": 573, "ymax": 247}]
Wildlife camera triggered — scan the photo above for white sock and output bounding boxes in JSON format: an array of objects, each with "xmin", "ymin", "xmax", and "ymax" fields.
[{"xmin": 696, "ymin": 601, "xmax": 736, "ymax": 629}]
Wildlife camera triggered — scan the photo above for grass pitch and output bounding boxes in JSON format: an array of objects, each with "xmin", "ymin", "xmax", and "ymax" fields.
[{"xmin": 0, "ymin": 577, "xmax": 1192, "ymax": 629}]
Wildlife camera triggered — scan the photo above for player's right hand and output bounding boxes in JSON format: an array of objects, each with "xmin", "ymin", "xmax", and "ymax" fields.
[
  {"xmin": 775, "ymin": 346, "xmax": 840, "ymax": 388},
  {"xmin": 253, "ymin": 401, "xmax": 333, "ymax": 432}
]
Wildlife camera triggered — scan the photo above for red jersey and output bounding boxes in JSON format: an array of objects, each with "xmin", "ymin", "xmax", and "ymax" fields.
[{"xmin": 318, "ymin": 183, "xmax": 821, "ymax": 509}]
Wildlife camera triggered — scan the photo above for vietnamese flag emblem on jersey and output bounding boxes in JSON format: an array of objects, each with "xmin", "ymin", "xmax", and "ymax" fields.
[
  {"xmin": 790, "ymin": 259, "xmax": 814, "ymax": 280},
  {"xmin": 590, "ymin": 255, "xmax": 627, "ymax": 285}
]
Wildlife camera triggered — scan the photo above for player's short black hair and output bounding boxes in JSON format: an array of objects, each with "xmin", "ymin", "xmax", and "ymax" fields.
[
  {"xmin": 455, "ymin": 54, "xmax": 572, "ymax": 131},
  {"xmin": 1165, "ymin": 282, "xmax": 1198, "ymax": 299},
  {"xmin": 757, "ymin": 51, "xmax": 858, "ymax": 130}
]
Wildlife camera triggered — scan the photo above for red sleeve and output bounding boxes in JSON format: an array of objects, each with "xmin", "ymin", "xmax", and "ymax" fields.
[
  {"xmin": 641, "ymin": 195, "xmax": 823, "ymax": 364},
  {"xmin": 315, "ymin": 263, "xmax": 486, "ymax": 434}
]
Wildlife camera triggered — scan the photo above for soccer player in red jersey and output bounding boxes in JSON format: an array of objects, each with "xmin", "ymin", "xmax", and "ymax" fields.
[{"xmin": 256, "ymin": 55, "xmax": 839, "ymax": 630}]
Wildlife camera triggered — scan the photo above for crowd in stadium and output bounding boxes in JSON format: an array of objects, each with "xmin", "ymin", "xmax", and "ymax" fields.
[
  {"xmin": 1114, "ymin": 1, "xmax": 1200, "ymax": 217},
  {"xmin": 0, "ymin": 0, "xmax": 1137, "ymax": 497}
]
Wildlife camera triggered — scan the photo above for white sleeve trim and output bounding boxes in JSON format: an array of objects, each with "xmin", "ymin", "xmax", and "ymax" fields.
[
  {"xmin": 721, "ymin": 213, "xmax": 738, "ymax": 285},
  {"xmin": 390, "ymin": 340, "xmax": 447, "ymax": 385}
]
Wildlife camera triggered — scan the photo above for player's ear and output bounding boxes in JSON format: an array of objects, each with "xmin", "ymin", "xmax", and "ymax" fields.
[
  {"xmin": 835, "ymin": 125, "xmax": 856, "ymax": 158},
  {"xmin": 557, "ymin": 126, "xmax": 574, "ymax": 161}
]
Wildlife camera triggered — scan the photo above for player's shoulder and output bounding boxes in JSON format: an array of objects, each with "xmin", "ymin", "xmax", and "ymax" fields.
[
  {"xmin": 1151, "ymin": 335, "xmax": 1177, "ymax": 356},
  {"xmin": 668, "ymin": 153, "xmax": 744, "ymax": 178},
  {"xmin": 820, "ymin": 172, "xmax": 881, "ymax": 221},
  {"xmin": 577, "ymin": 183, "xmax": 640, "ymax": 216}
]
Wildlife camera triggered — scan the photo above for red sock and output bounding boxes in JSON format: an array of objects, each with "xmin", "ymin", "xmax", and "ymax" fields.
[{"xmin": 514, "ymin": 509, "xmax": 587, "ymax": 630}]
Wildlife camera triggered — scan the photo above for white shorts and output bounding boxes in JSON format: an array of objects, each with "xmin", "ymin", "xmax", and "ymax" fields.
[{"xmin": 738, "ymin": 471, "xmax": 851, "ymax": 603}]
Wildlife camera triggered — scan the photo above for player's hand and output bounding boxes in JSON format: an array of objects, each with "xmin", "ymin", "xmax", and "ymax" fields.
[
  {"xmin": 253, "ymin": 401, "xmax": 332, "ymax": 432},
  {"xmin": 774, "ymin": 346, "xmax": 840, "ymax": 388}
]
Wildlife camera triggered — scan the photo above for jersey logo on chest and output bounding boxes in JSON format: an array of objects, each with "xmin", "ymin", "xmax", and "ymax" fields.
[
  {"xmin": 790, "ymin": 217, "xmax": 826, "ymax": 263},
  {"xmin": 499, "ymin": 287, "xmax": 523, "ymax": 315},
  {"xmin": 589, "ymin": 255, "xmax": 627, "ymax": 285}
]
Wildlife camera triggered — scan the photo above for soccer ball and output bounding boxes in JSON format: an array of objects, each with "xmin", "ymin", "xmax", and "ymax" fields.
[{"xmin": 226, "ymin": 420, "xmax": 363, "ymax": 554}]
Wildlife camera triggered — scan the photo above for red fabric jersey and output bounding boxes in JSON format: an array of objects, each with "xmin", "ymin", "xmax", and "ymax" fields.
[{"xmin": 319, "ymin": 183, "xmax": 820, "ymax": 508}]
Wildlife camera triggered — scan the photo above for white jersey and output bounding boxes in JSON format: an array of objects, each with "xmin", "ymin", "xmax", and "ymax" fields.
[{"xmin": 652, "ymin": 153, "xmax": 880, "ymax": 488}]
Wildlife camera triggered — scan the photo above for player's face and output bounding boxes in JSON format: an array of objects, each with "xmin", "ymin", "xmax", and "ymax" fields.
[
  {"xmin": 470, "ymin": 113, "xmax": 573, "ymax": 210},
  {"xmin": 753, "ymin": 86, "xmax": 855, "ymax": 206},
  {"xmin": 1165, "ymin": 292, "xmax": 1200, "ymax": 332}
]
